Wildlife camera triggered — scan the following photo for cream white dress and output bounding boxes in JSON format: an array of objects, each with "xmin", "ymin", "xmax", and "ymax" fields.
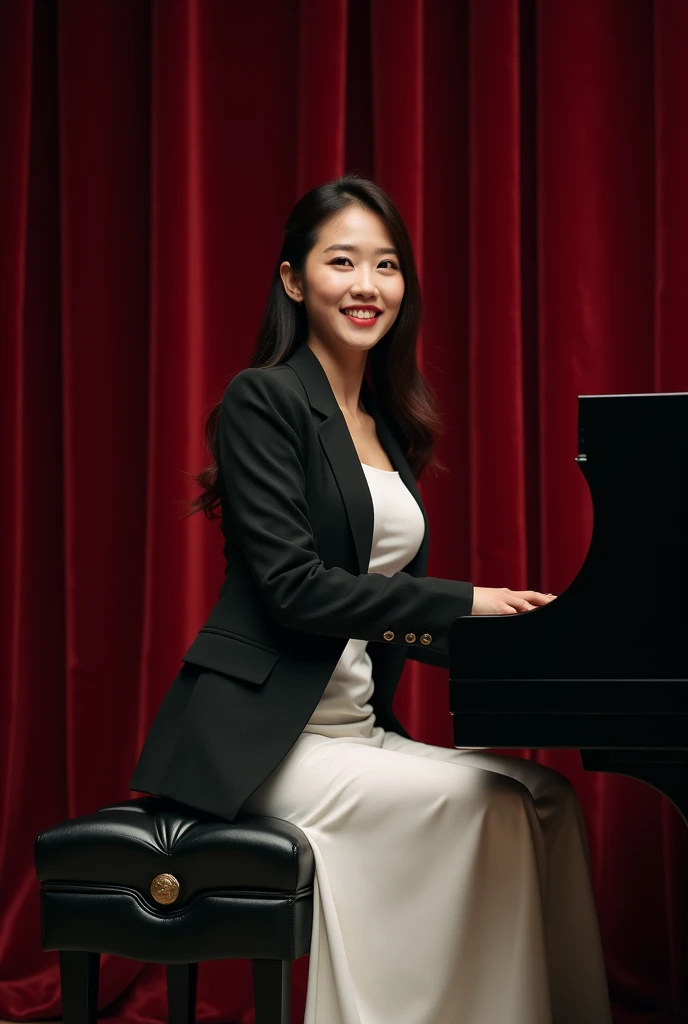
[{"xmin": 242, "ymin": 463, "xmax": 613, "ymax": 1024}]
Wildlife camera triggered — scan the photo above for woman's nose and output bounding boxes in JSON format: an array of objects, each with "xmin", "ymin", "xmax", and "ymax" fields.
[{"xmin": 351, "ymin": 272, "xmax": 376, "ymax": 295}]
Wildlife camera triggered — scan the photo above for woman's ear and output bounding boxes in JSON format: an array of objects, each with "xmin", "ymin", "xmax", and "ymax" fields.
[{"xmin": 280, "ymin": 261, "xmax": 303, "ymax": 303}]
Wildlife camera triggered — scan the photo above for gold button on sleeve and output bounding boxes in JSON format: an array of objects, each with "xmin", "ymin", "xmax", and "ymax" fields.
[
  {"xmin": 420, "ymin": 633, "xmax": 433, "ymax": 645},
  {"xmin": 383, "ymin": 630, "xmax": 395, "ymax": 641},
  {"xmin": 404, "ymin": 632, "xmax": 416, "ymax": 643}
]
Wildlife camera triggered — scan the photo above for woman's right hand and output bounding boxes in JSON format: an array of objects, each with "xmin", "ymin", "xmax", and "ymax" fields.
[{"xmin": 471, "ymin": 587, "xmax": 556, "ymax": 615}]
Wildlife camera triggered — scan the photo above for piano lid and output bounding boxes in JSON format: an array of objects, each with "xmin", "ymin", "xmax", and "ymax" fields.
[{"xmin": 448, "ymin": 392, "xmax": 688, "ymax": 681}]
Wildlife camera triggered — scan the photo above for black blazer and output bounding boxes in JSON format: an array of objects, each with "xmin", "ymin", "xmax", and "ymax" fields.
[{"xmin": 129, "ymin": 341, "xmax": 474, "ymax": 821}]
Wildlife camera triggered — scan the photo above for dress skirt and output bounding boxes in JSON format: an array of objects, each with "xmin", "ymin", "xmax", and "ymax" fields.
[{"xmin": 242, "ymin": 726, "xmax": 613, "ymax": 1024}]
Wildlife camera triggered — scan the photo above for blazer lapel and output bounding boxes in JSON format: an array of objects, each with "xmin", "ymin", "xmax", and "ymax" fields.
[{"xmin": 284, "ymin": 342, "xmax": 430, "ymax": 577}]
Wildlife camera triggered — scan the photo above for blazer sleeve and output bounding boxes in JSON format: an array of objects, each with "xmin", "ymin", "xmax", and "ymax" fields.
[{"xmin": 218, "ymin": 368, "xmax": 474, "ymax": 665}]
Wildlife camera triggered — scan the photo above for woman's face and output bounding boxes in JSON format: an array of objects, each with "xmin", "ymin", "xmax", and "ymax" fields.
[{"xmin": 281, "ymin": 205, "xmax": 405, "ymax": 356}]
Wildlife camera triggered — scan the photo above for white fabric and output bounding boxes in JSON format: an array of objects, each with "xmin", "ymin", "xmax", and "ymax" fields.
[
  {"xmin": 304, "ymin": 463, "xmax": 424, "ymax": 739},
  {"xmin": 243, "ymin": 463, "xmax": 613, "ymax": 1024}
]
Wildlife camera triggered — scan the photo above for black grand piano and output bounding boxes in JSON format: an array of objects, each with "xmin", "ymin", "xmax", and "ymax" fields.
[{"xmin": 448, "ymin": 392, "xmax": 688, "ymax": 828}]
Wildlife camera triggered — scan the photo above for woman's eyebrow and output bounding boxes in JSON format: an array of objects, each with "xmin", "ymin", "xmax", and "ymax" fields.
[{"xmin": 322, "ymin": 243, "xmax": 399, "ymax": 255}]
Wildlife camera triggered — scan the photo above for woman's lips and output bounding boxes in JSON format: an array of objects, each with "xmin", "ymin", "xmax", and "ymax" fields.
[{"xmin": 340, "ymin": 311, "xmax": 381, "ymax": 328}]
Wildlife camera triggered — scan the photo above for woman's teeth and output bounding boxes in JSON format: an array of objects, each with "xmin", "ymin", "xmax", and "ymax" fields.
[{"xmin": 342, "ymin": 310, "xmax": 378, "ymax": 319}]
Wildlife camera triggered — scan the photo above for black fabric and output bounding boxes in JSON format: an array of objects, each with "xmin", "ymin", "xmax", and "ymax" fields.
[
  {"xmin": 129, "ymin": 342, "xmax": 475, "ymax": 820},
  {"xmin": 35, "ymin": 797, "xmax": 314, "ymax": 964}
]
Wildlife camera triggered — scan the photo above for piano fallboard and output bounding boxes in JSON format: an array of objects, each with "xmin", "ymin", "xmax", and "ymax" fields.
[
  {"xmin": 452, "ymin": 679, "xmax": 688, "ymax": 714},
  {"xmin": 451, "ymin": 711, "xmax": 687, "ymax": 749}
]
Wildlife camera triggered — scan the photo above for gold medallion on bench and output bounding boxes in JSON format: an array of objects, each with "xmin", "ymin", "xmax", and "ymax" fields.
[{"xmin": 150, "ymin": 872, "xmax": 180, "ymax": 904}]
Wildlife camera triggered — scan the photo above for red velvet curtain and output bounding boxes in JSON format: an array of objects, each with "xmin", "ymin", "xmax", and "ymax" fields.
[{"xmin": 1, "ymin": 1, "xmax": 687, "ymax": 1021}]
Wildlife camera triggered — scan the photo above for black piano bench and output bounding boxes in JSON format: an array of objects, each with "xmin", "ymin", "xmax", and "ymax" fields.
[{"xmin": 33, "ymin": 796, "xmax": 315, "ymax": 1024}]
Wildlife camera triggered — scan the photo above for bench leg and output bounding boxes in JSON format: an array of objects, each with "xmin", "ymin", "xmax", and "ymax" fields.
[
  {"xmin": 252, "ymin": 959, "xmax": 291, "ymax": 1024},
  {"xmin": 166, "ymin": 963, "xmax": 198, "ymax": 1024},
  {"xmin": 58, "ymin": 951, "xmax": 100, "ymax": 1024}
]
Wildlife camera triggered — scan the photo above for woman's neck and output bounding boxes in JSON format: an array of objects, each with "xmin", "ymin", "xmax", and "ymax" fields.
[{"xmin": 306, "ymin": 340, "xmax": 368, "ymax": 418}]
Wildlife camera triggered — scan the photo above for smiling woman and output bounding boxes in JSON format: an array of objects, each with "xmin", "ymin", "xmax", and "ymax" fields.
[
  {"xmin": 184, "ymin": 174, "xmax": 441, "ymax": 518},
  {"xmin": 280, "ymin": 207, "xmax": 405, "ymax": 355},
  {"xmin": 131, "ymin": 175, "xmax": 611, "ymax": 1024}
]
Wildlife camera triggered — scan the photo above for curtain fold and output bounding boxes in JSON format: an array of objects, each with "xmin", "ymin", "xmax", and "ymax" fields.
[
  {"xmin": 468, "ymin": 0, "xmax": 527, "ymax": 588},
  {"xmin": 1, "ymin": 1, "xmax": 686, "ymax": 1021}
]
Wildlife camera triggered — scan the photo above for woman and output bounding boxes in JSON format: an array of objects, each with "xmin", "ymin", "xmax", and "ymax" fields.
[{"xmin": 130, "ymin": 175, "xmax": 612, "ymax": 1023}]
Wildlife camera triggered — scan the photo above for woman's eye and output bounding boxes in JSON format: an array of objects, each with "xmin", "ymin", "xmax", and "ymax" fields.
[{"xmin": 330, "ymin": 257, "xmax": 398, "ymax": 270}]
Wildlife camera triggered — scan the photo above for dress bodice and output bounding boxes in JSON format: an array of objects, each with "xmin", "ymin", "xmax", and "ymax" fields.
[{"xmin": 303, "ymin": 463, "xmax": 425, "ymax": 738}]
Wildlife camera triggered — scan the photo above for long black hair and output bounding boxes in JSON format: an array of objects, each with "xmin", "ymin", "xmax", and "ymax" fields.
[{"xmin": 185, "ymin": 173, "xmax": 448, "ymax": 519}]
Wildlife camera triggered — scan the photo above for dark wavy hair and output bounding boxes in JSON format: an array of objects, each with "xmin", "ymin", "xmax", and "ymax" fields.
[{"xmin": 183, "ymin": 173, "xmax": 448, "ymax": 520}]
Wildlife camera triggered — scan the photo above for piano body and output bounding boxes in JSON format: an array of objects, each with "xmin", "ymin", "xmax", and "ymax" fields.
[{"xmin": 448, "ymin": 392, "xmax": 688, "ymax": 827}]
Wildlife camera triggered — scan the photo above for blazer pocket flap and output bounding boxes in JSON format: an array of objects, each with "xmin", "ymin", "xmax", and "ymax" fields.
[{"xmin": 181, "ymin": 630, "xmax": 279, "ymax": 686}]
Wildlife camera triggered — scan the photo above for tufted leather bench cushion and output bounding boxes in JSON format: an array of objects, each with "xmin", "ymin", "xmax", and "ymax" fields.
[{"xmin": 34, "ymin": 796, "xmax": 315, "ymax": 965}]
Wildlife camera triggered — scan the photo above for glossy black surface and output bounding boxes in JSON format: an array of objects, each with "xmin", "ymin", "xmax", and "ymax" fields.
[
  {"xmin": 35, "ymin": 796, "xmax": 315, "ymax": 964},
  {"xmin": 448, "ymin": 393, "xmax": 688, "ymax": 825}
]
